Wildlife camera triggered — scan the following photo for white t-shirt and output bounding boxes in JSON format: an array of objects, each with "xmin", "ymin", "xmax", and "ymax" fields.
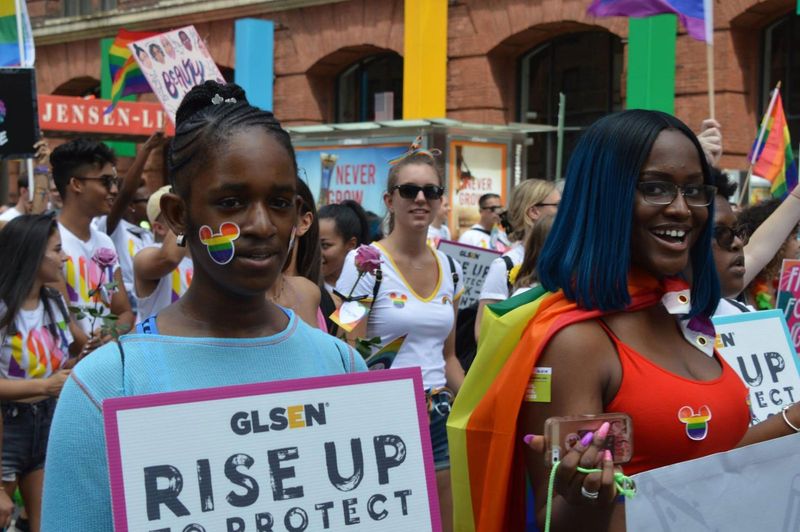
[
  {"xmin": 458, "ymin": 224, "xmax": 492, "ymax": 249},
  {"xmin": 59, "ymin": 222, "xmax": 122, "ymax": 335},
  {"xmin": 0, "ymin": 297, "xmax": 73, "ymax": 379},
  {"xmin": 427, "ymin": 224, "xmax": 451, "ymax": 247},
  {"xmin": 713, "ymin": 298, "xmax": 755, "ymax": 317},
  {"xmin": 336, "ymin": 243, "xmax": 463, "ymax": 389},
  {"xmin": 479, "ymin": 244, "xmax": 525, "ymax": 301},
  {"xmin": 0, "ymin": 207, "xmax": 22, "ymax": 223},
  {"xmin": 135, "ymin": 245, "xmax": 193, "ymax": 322},
  {"xmin": 93, "ymin": 217, "xmax": 154, "ymax": 312}
]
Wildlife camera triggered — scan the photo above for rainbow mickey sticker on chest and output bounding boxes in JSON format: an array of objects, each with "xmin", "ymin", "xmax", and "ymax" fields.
[
  {"xmin": 199, "ymin": 222, "xmax": 240, "ymax": 265},
  {"xmin": 389, "ymin": 292, "xmax": 408, "ymax": 308},
  {"xmin": 678, "ymin": 405, "xmax": 712, "ymax": 441}
]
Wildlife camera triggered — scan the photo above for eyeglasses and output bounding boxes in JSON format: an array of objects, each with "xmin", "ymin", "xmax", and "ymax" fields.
[
  {"xmin": 535, "ymin": 202, "xmax": 560, "ymax": 207},
  {"xmin": 637, "ymin": 181, "xmax": 717, "ymax": 207},
  {"xmin": 74, "ymin": 173, "xmax": 121, "ymax": 191},
  {"xmin": 131, "ymin": 198, "xmax": 149, "ymax": 204},
  {"xmin": 481, "ymin": 205, "xmax": 503, "ymax": 212},
  {"xmin": 391, "ymin": 184, "xmax": 445, "ymax": 200},
  {"xmin": 713, "ymin": 225, "xmax": 750, "ymax": 250}
]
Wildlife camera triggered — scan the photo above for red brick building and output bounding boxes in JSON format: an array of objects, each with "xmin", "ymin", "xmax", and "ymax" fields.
[{"xmin": 17, "ymin": 0, "xmax": 800, "ymax": 184}]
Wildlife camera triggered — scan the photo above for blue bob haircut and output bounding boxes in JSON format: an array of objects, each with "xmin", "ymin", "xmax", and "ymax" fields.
[{"xmin": 537, "ymin": 109, "xmax": 720, "ymax": 317}]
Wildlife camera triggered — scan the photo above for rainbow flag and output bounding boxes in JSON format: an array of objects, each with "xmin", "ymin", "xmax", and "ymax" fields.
[
  {"xmin": 105, "ymin": 29, "xmax": 156, "ymax": 114},
  {"xmin": 588, "ymin": 0, "xmax": 714, "ymax": 42},
  {"xmin": 751, "ymin": 91, "xmax": 798, "ymax": 199},
  {"xmin": 0, "ymin": 0, "xmax": 34, "ymax": 67}
]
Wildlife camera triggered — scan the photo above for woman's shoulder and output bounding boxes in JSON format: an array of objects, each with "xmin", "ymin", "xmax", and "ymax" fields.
[
  {"xmin": 286, "ymin": 276, "xmax": 322, "ymax": 306},
  {"xmin": 70, "ymin": 341, "xmax": 127, "ymax": 402},
  {"xmin": 537, "ymin": 318, "xmax": 616, "ymax": 367}
]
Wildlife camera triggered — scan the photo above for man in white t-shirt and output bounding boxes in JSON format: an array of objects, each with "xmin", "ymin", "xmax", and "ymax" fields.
[
  {"xmin": 457, "ymin": 193, "xmax": 509, "ymax": 250},
  {"xmin": 0, "ymin": 168, "xmax": 50, "ymax": 223},
  {"xmin": 50, "ymin": 139, "xmax": 134, "ymax": 340}
]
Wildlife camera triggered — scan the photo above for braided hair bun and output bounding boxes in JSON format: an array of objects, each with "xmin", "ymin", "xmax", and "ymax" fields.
[{"xmin": 174, "ymin": 80, "xmax": 248, "ymax": 127}]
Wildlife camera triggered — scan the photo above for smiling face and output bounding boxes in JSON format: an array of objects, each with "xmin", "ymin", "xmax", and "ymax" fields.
[
  {"xmin": 712, "ymin": 195, "xmax": 746, "ymax": 298},
  {"xmin": 385, "ymin": 163, "xmax": 442, "ymax": 233},
  {"xmin": 479, "ymin": 196, "xmax": 502, "ymax": 229},
  {"xmin": 179, "ymin": 127, "xmax": 299, "ymax": 297},
  {"xmin": 70, "ymin": 162, "xmax": 118, "ymax": 217},
  {"xmin": 38, "ymin": 230, "xmax": 67, "ymax": 285},
  {"xmin": 319, "ymin": 218, "xmax": 355, "ymax": 285},
  {"xmin": 630, "ymin": 129, "xmax": 708, "ymax": 278}
]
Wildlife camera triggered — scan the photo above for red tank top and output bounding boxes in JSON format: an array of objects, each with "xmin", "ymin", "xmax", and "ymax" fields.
[{"xmin": 601, "ymin": 321, "xmax": 750, "ymax": 475}]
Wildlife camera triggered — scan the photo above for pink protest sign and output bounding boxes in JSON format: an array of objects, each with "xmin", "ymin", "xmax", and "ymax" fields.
[
  {"xmin": 103, "ymin": 368, "xmax": 441, "ymax": 532},
  {"xmin": 777, "ymin": 259, "xmax": 800, "ymax": 349},
  {"xmin": 129, "ymin": 26, "xmax": 225, "ymax": 124}
]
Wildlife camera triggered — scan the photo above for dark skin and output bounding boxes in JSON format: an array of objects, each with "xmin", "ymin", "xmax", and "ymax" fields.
[
  {"xmin": 521, "ymin": 130, "xmax": 800, "ymax": 531},
  {"xmin": 157, "ymin": 128, "xmax": 301, "ymax": 338}
]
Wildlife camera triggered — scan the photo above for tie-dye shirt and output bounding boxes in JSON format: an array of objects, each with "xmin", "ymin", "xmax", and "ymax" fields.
[
  {"xmin": 59, "ymin": 222, "xmax": 121, "ymax": 335},
  {"xmin": 0, "ymin": 297, "xmax": 73, "ymax": 380}
]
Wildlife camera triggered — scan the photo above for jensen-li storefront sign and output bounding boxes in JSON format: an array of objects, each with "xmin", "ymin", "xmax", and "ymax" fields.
[{"xmin": 38, "ymin": 95, "xmax": 175, "ymax": 137}]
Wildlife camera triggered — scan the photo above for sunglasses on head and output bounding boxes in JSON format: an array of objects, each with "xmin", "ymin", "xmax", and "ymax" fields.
[
  {"xmin": 391, "ymin": 184, "xmax": 445, "ymax": 200},
  {"xmin": 713, "ymin": 225, "xmax": 750, "ymax": 250}
]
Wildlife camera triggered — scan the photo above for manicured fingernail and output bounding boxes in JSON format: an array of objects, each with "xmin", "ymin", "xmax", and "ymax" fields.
[
  {"xmin": 596, "ymin": 422, "xmax": 610, "ymax": 440},
  {"xmin": 523, "ymin": 434, "xmax": 535, "ymax": 445},
  {"xmin": 580, "ymin": 431, "xmax": 594, "ymax": 446},
  {"xmin": 603, "ymin": 450, "xmax": 613, "ymax": 462}
]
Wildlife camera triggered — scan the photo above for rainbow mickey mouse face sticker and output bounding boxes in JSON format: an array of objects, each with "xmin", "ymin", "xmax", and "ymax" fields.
[
  {"xmin": 678, "ymin": 405, "xmax": 712, "ymax": 441},
  {"xmin": 199, "ymin": 222, "xmax": 240, "ymax": 265}
]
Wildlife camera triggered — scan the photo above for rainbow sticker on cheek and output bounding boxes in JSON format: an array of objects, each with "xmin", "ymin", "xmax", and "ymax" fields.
[{"xmin": 199, "ymin": 222, "xmax": 240, "ymax": 265}]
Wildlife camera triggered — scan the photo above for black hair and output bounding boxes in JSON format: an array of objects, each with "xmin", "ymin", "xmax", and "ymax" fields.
[
  {"xmin": 365, "ymin": 211, "xmax": 384, "ymax": 242},
  {"xmin": 149, "ymin": 43, "xmax": 164, "ymax": 57},
  {"xmin": 292, "ymin": 179, "xmax": 322, "ymax": 284},
  {"xmin": 318, "ymin": 200, "xmax": 370, "ymax": 248},
  {"xmin": 133, "ymin": 44, "xmax": 146, "ymax": 58},
  {"xmin": 479, "ymin": 193, "xmax": 500, "ymax": 209},
  {"xmin": 711, "ymin": 167, "xmax": 737, "ymax": 200},
  {"xmin": 0, "ymin": 214, "xmax": 64, "ymax": 332},
  {"xmin": 16, "ymin": 174, "xmax": 28, "ymax": 192},
  {"xmin": 738, "ymin": 198, "xmax": 781, "ymax": 237},
  {"xmin": 168, "ymin": 80, "xmax": 297, "ymax": 199},
  {"xmin": 50, "ymin": 138, "xmax": 117, "ymax": 198}
]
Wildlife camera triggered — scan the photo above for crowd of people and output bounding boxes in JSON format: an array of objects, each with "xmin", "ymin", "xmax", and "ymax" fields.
[{"xmin": 0, "ymin": 80, "xmax": 797, "ymax": 531}]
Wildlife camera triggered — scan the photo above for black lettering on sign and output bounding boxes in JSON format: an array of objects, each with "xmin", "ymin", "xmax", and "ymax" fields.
[
  {"xmin": 144, "ymin": 465, "xmax": 190, "ymax": 521},
  {"xmin": 284, "ymin": 507, "xmax": 309, "ymax": 532},
  {"xmin": 374, "ymin": 435, "xmax": 407, "ymax": 485},
  {"xmin": 227, "ymin": 517, "xmax": 245, "ymax": 532},
  {"xmin": 737, "ymin": 354, "xmax": 764, "ymax": 387},
  {"xmin": 325, "ymin": 439, "xmax": 364, "ymax": 491},
  {"xmin": 368, "ymin": 494, "xmax": 388, "ymax": 520},
  {"xmin": 315, "ymin": 501, "xmax": 335, "ymax": 529},
  {"xmin": 225, "ymin": 453, "xmax": 259, "ymax": 507},
  {"xmin": 343, "ymin": 497, "xmax": 360, "ymax": 525},
  {"xmin": 269, "ymin": 447, "xmax": 304, "ymax": 500}
]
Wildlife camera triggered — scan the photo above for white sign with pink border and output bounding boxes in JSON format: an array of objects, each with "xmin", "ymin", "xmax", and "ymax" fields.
[{"xmin": 103, "ymin": 368, "xmax": 441, "ymax": 532}]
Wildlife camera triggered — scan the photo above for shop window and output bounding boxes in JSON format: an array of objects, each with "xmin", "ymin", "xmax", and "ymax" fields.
[
  {"xmin": 64, "ymin": 0, "xmax": 116, "ymax": 17},
  {"xmin": 762, "ymin": 13, "xmax": 800, "ymax": 149},
  {"xmin": 335, "ymin": 53, "xmax": 403, "ymax": 123},
  {"xmin": 519, "ymin": 32, "xmax": 623, "ymax": 180}
]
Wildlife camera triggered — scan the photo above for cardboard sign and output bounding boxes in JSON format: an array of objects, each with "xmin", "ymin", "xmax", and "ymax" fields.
[
  {"xmin": 129, "ymin": 26, "xmax": 225, "ymax": 123},
  {"xmin": 713, "ymin": 310, "xmax": 800, "ymax": 425},
  {"xmin": 295, "ymin": 144, "xmax": 408, "ymax": 214},
  {"xmin": 436, "ymin": 239, "xmax": 500, "ymax": 309},
  {"xmin": 0, "ymin": 68, "xmax": 39, "ymax": 159},
  {"xmin": 776, "ymin": 259, "xmax": 800, "ymax": 352},
  {"xmin": 627, "ymin": 432, "xmax": 800, "ymax": 531},
  {"xmin": 104, "ymin": 368, "xmax": 441, "ymax": 532}
]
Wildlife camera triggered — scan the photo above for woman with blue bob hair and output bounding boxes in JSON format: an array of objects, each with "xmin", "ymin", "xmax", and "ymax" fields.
[{"xmin": 452, "ymin": 110, "xmax": 800, "ymax": 532}]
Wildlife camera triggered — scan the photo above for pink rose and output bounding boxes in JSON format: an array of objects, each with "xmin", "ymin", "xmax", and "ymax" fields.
[
  {"xmin": 92, "ymin": 247, "xmax": 118, "ymax": 269},
  {"xmin": 354, "ymin": 245, "xmax": 381, "ymax": 275}
]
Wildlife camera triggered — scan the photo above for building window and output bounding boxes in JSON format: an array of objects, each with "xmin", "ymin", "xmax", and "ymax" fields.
[
  {"xmin": 335, "ymin": 53, "xmax": 403, "ymax": 123},
  {"xmin": 762, "ymin": 13, "xmax": 800, "ymax": 149},
  {"xmin": 64, "ymin": 0, "xmax": 117, "ymax": 17},
  {"xmin": 519, "ymin": 32, "xmax": 623, "ymax": 180}
]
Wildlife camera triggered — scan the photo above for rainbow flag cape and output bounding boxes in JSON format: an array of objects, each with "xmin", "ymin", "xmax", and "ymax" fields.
[
  {"xmin": 751, "ymin": 91, "xmax": 798, "ymax": 199},
  {"xmin": 105, "ymin": 29, "xmax": 157, "ymax": 114},
  {"xmin": 447, "ymin": 273, "xmax": 663, "ymax": 532},
  {"xmin": 588, "ymin": 0, "xmax": 713, "ymax": 43},
  {"xmin": 0, "ymin": 0, "xmax": 34, "ymax": 67}
]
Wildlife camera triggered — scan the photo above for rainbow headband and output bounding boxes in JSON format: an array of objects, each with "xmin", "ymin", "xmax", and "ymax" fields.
[
  {"xmin": 387, "ymin": 134, "xmax": 442, "ymax": 166},
  {"xmin": 199, "ymin": 222, "xmax": 240, "ymax": 265}
]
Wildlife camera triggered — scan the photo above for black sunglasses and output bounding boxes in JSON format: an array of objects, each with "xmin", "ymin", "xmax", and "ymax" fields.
[
  {"xmin": 391, "ymin": 184, "xmax": 445, "ymax": 200},
  {"xmin": 74, "ymin": 174, "xmax": 121, "ymax": 191},
  {"xmin": 713, "ymin": 225, "xmax": 750, "ymax": 250}
]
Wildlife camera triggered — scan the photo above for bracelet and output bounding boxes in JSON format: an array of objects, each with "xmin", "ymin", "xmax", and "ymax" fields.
[{"xmin": 782, "ymin": 406, "xmax": 800, "ymax": 432}]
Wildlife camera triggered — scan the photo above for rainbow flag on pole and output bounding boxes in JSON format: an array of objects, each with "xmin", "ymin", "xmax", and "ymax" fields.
[
  {"xmin": 105, "ymin": 29, "xmax": 156, "ymax": 114},
  {"xmin": 751, "ymin": 89, "xmax": 798, "ymax": 199},
  {"xmin": 588, "ymin": 0, "xmax": 713, "ymax": 42},
  {"xmin": 0, "ymin": 0, "xmax": 34, "ymax": 67}
]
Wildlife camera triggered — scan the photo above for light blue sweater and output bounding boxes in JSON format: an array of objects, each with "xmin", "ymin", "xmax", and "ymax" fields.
[{"xmin": 41, "ymin": 311, "xmax": 365, "ymax": 531}]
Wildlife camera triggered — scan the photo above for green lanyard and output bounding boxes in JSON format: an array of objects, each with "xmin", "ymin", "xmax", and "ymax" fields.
[{"xmin": 543, "ymin": 461, "xmax": 637, "ymax": 532}]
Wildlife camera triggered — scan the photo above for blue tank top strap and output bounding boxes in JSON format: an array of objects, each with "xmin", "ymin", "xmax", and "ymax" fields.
[{"xmin": 136, "ymin": 316, "xmax": 160, "ymax": 335}]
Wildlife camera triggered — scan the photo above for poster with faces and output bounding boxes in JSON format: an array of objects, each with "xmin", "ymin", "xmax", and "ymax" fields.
[{"xmin": 128, "ymin": 26, "xmax": 225, "ymax": 124}]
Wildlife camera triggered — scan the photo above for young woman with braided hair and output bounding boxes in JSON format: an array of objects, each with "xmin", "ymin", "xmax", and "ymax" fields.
[{"xmin": 41, "ymin": 81, "xmax": 366, "ymax": 529}]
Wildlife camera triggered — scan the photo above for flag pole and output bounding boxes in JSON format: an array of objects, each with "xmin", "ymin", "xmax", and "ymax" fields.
[
  {"xmin": 14, "ymin": 0, "xmax": 24, "ymax": 65},
  {"xmin": 739, "ymin": 81, "xmax": 782, "ymax": 207},
  {"xmin": 706, "ymin": 43, "xmax": 715, "ymax": 120}
]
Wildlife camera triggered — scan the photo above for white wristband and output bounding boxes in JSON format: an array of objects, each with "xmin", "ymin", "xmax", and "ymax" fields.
[{"xmin": 782, "ymin": 406, "xmax": 800, "ymax": 432}]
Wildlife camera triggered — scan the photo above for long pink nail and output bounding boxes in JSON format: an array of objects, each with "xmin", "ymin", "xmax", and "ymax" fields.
[
  {"xmin": 603, "ymin": 450, "xmax": 613, "ymax": 462},
  {"xmin": 596, "ymin": 422, "xmax": 610, "ymax": 440},
  {"xmin": 523, "ymin": 434, "xmax": 535, "ymax": 445},
  {"xmin": 580, "ymin": 431, "xmax": 594, "ymax": 446}
]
